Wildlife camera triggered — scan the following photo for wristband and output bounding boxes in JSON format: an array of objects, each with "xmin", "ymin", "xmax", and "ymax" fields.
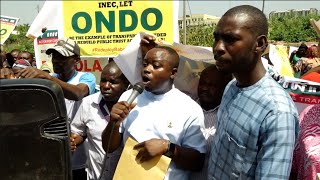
[{"xmin": 164, "ymin": 141, "xmax": 175, "ymax": 158}]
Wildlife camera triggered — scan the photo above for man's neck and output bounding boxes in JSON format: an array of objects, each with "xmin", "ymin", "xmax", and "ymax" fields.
[
  {"xmin": 59, "ymin": 70, "xmax": 76, "ymax": 82},
  {"xmin": 234, "ymin": 61, "xmax": 266, "ymax": 88},
  {"xmin": 201, "ymin": 102, "xmax": 219, "ymax": 111},
  {"xmin": 149, "ymin": 81, "xmax": 173, "ymax": 95}
]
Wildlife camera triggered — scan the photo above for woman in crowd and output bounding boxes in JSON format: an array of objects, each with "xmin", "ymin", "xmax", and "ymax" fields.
[{"xmin": 295, "ymin": 45, "xmax": 320, "ymax": 77}]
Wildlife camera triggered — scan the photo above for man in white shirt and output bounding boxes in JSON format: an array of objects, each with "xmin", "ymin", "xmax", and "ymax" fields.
[
  {"xmin": 70, "ymin": 61, "xmax": 129, "ymax": 180},
  {"xmin": 102, "ymin": 37, "xmax": 206, "ymax": 180},
  {"xmin": 190, "ymin": 64, "xmax": 232, "ymax": 180}
]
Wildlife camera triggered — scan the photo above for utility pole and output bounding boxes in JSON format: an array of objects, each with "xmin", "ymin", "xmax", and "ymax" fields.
[
  {"xmin": 262, "ymin": 0, "xmax": 265, "ymax": 14},
  {"xmin": 37, "ymin": 5, "xmax": 40, "ymax": 13},
  {"xmin": 183, "ymin": 0, "xmax": 186, "ymax": 45}
]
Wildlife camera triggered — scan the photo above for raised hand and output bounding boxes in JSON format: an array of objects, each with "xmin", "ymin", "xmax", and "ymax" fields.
[{"xmin": 140, "ymin": 34, "xmax": 157, "ymax": 57}]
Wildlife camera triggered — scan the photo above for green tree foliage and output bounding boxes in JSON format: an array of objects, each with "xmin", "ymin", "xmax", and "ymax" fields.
[
  {"xmin": 3, "ymin": 14, "xmax": 319, "ymax": 54},
  {"xmin": 268, "ymin": 14, "xmax": 320, "ymax": 42},
  {"xmin": 181, "ymin": 14, "xmax": 319, "ymax": 46},
  {"xmin": 2, "ymin": 24, "xmax": 34, "ymax": 54},
  {"xmin": 179, "ymin": 24, "xmax": 215, "ymax": 47}
]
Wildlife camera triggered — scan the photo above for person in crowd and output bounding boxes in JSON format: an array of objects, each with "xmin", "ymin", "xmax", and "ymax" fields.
[
  {"xmin": 1, "ymin": 50, "xmax": 6, "ymax": 69},
  {"xmin": 0, "ymin": 51, "xmax": 15, "ymax": 79},
  {"xmin": 17, "ymin": 51, "xmax": 34, "ymax": 66},
  {"xmin": 190, "ymin": 64, "xmax": 233, "ymax": 180},
  {"xmin": 102, "ymin": 41, "xmax": 206, "ymax": 180},
  {"xmin": 12, "ymin": 59, "xmax": 32, "ymax": 77},
  {"xmin": 17, "ymin": 38, "xmax": 96, "ymax": 180},
  {"xmin": 208, "ymin": 5, "xmax": 299, "ymax": 179},
  {"xmin": 10, "ymin": 49, "xmax": 20, "ymax": 63},
  {"xmin": 70, "ymin": 61, "xmax": 129, "ymax": 180},
  {"xmin": 300, "ymin": 65, "xmax": 320, "ymax": 83},
  {"xmin": 296, "ymin": 45, "xmax": 320, "ymax": 76},
  {"xmin": 290, "ymin": 104, "xmax": 320, "ymax": 180},
  {"xmin": 290, "ymin": 43, "xmax": 308, "ymax": 77},
  {"xmin": 31, "ymin": 58, "xmax": 37, "ymax": 68}
]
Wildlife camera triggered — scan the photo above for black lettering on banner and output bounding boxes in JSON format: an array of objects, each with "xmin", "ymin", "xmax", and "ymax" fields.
[{"xmin": 98, "ymin": 1, "xmax": 133, "ymax": 8}]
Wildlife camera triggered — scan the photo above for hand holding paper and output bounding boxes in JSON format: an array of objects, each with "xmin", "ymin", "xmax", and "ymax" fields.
[
  {"xmin": 134, "ymin": 138, "xmax": 169, "ymax": 163},
  {"xmin": 113, "ymin": 137, "xmax": 171, "ymax": 180},
  {"xmin": 140, "ymin": 34, "xmax": 157, "ymax": 57}
]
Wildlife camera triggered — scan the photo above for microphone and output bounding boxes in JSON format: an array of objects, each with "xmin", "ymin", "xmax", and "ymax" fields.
[{"xmin": 126, "ymin": 82, "xmax": 144, "ymax": 105}]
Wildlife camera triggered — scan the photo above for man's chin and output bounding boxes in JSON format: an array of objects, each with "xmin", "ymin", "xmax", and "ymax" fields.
[
  {"xmin": 144, "ymin": 86, "xmax": 152, "ymax": 91},
  {"xmin": 102, "ymin": 94, "xmax": 116, "ymax": 101},
  {"xmin": 216, "ymin": 66, "xmax": 232, "ymax": 73},
  {"xmin": 53, "ymin": 69, "xmax": 62, "ymax": 74}
]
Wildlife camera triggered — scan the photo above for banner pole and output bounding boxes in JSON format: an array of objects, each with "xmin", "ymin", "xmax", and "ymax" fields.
[{"xmin": 183, "ymin": 0, "xmax": 186, "ymax": 45}]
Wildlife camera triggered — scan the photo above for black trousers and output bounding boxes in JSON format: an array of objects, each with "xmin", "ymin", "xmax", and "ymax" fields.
[{"xmin": 72, "ymin": 168, "xmax": 87, "ymax": 180}]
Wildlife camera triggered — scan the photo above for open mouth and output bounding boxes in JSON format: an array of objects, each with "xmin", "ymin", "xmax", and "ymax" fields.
[{"xmin": 142, "ymin": 76, "xmax": 150, "ymax": 84}]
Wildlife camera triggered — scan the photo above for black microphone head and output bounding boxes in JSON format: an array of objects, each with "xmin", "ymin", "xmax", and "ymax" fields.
[{"xmin": 133, "ymin": 82, "xmax": 144, "ymax": 94}]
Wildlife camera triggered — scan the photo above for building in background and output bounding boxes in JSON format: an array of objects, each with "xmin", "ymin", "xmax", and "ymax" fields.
[
  {"xmin": 178, "ymin": 14, "xmax": 220, "ymax": 29},
  {"xmin": 269, "ymin": 8, "xmax": 318, "ymax": 19}
]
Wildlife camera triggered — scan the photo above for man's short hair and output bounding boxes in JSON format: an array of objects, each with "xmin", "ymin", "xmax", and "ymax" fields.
[
  {"xmin": 223, "ymin": 5, "xmax": 268, "ymax": 37},
  {"xmin": 154, "ymin": 45, "xmax": 180, "ymax": 68}
]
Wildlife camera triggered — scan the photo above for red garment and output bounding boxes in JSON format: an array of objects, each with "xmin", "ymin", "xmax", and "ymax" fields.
[
  {"xmin": 291, "ymin": 104, "xmax": 320, "ymax": 180},
  {"xmin": 301, "ymin": 72, "xmax": 320, "ymax": 83}
]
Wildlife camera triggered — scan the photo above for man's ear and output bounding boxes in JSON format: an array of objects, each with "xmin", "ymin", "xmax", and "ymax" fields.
[
  {"xmin": 74, "ymin": 56, "xmax": 81, "ymax": 64},
  {"xmin": 170, "ymin": 67, "xmax": 178, "ymax": 79},
  {"xmin": 256, "ymin": 35, "xmax": 268, "ymax": 54}
]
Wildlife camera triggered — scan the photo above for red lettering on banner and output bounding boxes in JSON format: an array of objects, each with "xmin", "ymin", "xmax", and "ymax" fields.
[
  {"xmin": 290, "ymin": 93, "xmax": 320, "ymax": 104},
  {"xmin": 75, "ymin": 60, "xmax": 102, "ymax": 72},
  {"xmin": 92, "ymin": 60, "xmax": 102, "ymax": 71},
  {"xmin": 75, "ymin": 60, "xmax": 83, "ymax": 71},
  {"xmin": 84, "ymin": 60, "xmax": 92, "ymax": 71}
]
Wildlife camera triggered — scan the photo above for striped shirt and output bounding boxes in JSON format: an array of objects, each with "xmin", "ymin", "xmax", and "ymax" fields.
[
  {"xmin": 208, "ymin": 73, "xmax": 299, "ymax": 179},
  {"xmin": 190, "ymin": 106, "xmax": 218, "ymax": 180}
]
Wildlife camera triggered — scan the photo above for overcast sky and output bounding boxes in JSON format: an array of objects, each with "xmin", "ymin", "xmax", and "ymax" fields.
[{"xmin": 1, "ymin": 1, "xmax": 319, "ymax": 25}]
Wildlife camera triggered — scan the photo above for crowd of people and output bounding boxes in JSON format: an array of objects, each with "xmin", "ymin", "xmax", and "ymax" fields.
[
  {"xmin": 290, "ymin": 42, "xmax": 320, "ymax": 82},
  {"xmin": 0, "ymin": 4, "xmax": 319, "ymax": 180}
]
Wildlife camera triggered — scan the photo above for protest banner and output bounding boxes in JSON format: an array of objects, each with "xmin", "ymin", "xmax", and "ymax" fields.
[
  {"xmin": 269, "ymin": 44, "xmax": 294, "ymax": 77},
  {"xmin": 172, "ymin": 43, "xmax": 215, "ymax": 99},
  {"xmin": 26, "ymin": 1, "xmax": 63, "ymax": 39},
  {"xmin": 34, "ymin": 30, "xmax": 59, "ymax": 68},
  {"xmin": 268, "ymin": 66, "xmax": 320, "ymax": 114},
  {"xmin": 310, "ymin": 19, "xmax": 320, "ymax": 37},
  {"xmin": 0, "ymin": 15, "xmax": 19, "ymax": 44},
  {"xmin": 28, "ymin": 1, "xmax": 179, "ymax": 57},
  {"xmin": 75, "ymin": 56, "xmax": 109, "ymax": 83},
  {"xmin": 62, "ymin": 1, "xmax": 178, "ymax": 56},
  {"xmin": 28, "ymin": 1, "xmax": 179, "ymax": 83}
]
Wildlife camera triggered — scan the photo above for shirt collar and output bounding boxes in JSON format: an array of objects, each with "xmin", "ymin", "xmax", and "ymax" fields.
[
  {"xmin": 203, "ymin": 105, "xmax": 219, "ymax": 113},
  {"xmin": 93, "ymin": 93, "xmax": 104, "ymax": 105}
]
